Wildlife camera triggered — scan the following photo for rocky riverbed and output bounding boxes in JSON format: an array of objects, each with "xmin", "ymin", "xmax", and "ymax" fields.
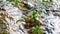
[{"xmin": 0, "ymin": 0, "xmax": 60, "ymax": 34}]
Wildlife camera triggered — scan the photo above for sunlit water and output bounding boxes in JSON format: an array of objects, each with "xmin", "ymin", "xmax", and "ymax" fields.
[
  {"xmin": 42, "ymin": 10, "xmax": 60, "ymax": 34},
  {"xmin": 0, "ymin": 0, "xmax": 60, "ymax": 34}
]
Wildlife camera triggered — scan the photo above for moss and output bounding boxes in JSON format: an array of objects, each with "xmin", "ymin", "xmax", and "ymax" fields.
[
  {"xmin": 0, "ymin": 30, "xmax": 10, "ymax": 34},
  {"xmin": 0, "ymin": 20, "xmax": 10, "ymax": 34},
  {"xmin": 0, "ymin": 19, "xmax": 5, "ymax": 24},
  {"xmin": 3, "ymin": 31, "xmax": 10, "ymax": 34},
  {"xmin": 6, "ymin": 0, "xmax": 24, "ymax": 7},
  {"xmin": 27, "ymin": 10, "xmax": 39, "ymax": 23},
  {"xmin": 32, "ymin": 26, "xmax": 44, "ymax": 34}
]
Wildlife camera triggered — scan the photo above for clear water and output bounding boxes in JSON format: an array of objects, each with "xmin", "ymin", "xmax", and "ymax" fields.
[
  {"xmin": 0, "ymin": 0, "xmax": 60, "ymax": 34},
  {"xmin": 41, "ymin": 10, "xmax": 60, "ymax": 34}
]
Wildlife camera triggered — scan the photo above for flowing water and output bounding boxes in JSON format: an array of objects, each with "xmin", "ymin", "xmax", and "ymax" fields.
[
  {"xmin": 42, "ymin": 11, "xmax": 60, "ymax": 34},
  {"xmin": 0, "ymin": 0, "xmax": 60, "ymax": 34}
]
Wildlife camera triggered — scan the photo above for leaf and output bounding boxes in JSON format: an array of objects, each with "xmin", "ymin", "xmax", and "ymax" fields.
[
  {"xmin": 13, "ymin": 0, "xmax": 19, "ymax": 7},
  {"xmin": 32, "ymin": 26, "xmax": 44, "ymax": 34}
]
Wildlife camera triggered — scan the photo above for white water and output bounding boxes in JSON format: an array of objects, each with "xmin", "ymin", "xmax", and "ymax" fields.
[
  {"xmin": 0, "ymin": 0, "xmax": 28, "ymax": 34},
  {"xmin": 0, "ymin": 0, "xmax": 60, "ymax": 34},
  {"xmin": 41, "ymin": 11, "xmax": 60, "ymax": 34}
]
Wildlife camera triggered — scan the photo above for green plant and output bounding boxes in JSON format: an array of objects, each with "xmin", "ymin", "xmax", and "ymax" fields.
[
  {"xmin": 30, "ymin": 10, "xmax": 38, "ymax": 23},
  {"xmin": 25, "ymin": 10, "xmax": 42, "ymax": 23},
  {"xmin": 6, "ymin": 0, "xmax": 23, "ymax": 7},
  {"xmin": 13, "ymin": 0, "xmax": 19, "ymax": 7},
  {"xmin": 32, "ymin": 26, "xmax": 44, "ymax": 34}
]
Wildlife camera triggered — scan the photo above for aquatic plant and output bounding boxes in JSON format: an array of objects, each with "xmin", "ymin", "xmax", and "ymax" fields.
[
  {"xmin": 21, "ymin": 10, "xmax": 39, "ymax": 23},
  {"xmin": 32, "ymin": 26, "xmax": 44, "ymax": 34},
  {"xmin": 30, "ymin": 10, "xmax": 38, "ymax": 23},
  {"xmin": 6, "ymin": 0, "xmax": 23, "ymax": 7}
]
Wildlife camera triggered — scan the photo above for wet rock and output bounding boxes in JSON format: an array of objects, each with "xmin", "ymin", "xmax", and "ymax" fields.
[
  {"xmin": 24, "ymin": 23, "xmax": 32, "ymax": 29},
  {"xmin": 0, "ymin": 20, "xmax": 9, "ymax": 34}
]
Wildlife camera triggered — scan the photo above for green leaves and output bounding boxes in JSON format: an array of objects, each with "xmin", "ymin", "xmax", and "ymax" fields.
[
  {"xmin": 0, "ymin": 19, "xmax": 5, "ymax": 24},
  {"xmin": 13, "ymin": 0, "xmax": 19, "ymax": 7},
  {"xmin": 30, "ymin": 10, "xmax": 38, "ymax": 23},
  {"xmin": 32, "ymin": 26, "xmax": 44, "ymax": 34},
  {"xmin": 6, "ymin": 0, "xmax": 24, "ymax": 7}
]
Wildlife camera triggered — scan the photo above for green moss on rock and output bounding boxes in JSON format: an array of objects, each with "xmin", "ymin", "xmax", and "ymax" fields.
[{"xmin": 0, "ymin": 19, "xmax": 5, "ymax": 24}]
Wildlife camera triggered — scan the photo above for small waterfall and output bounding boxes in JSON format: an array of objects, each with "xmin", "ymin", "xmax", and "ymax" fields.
[
  {"xmin": 0, "ymin": 0, "xmax": 60, "ymax": 34},
  {"xmin": 41, "ymin": 10, "xmax": 60, "ymax": 34}
]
